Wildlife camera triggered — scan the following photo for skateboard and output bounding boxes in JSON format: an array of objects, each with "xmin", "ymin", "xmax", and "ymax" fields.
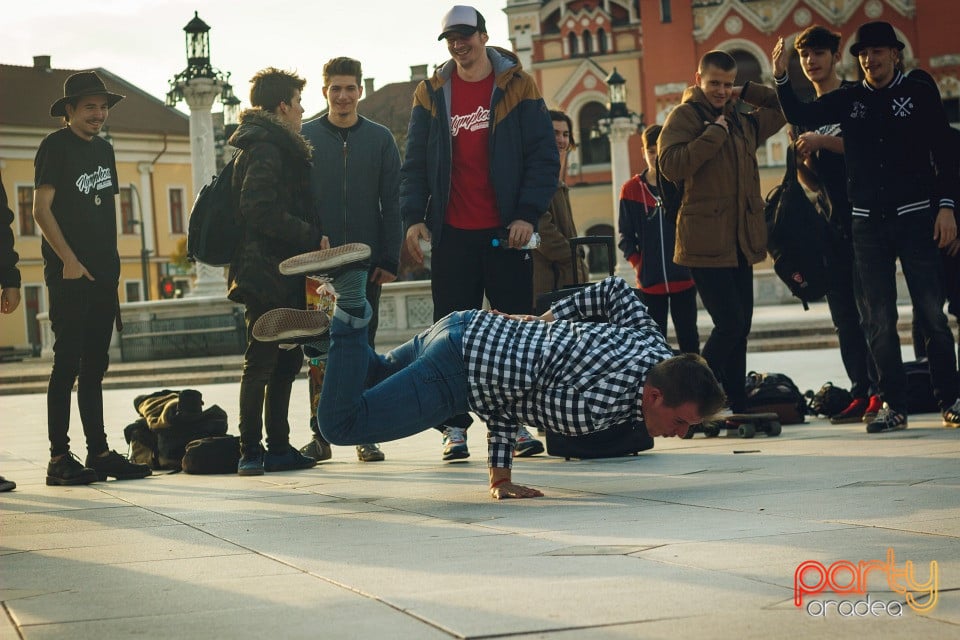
[{"xmin": 682, "ymin": 412, "xmax": 782, "ymax": 439}]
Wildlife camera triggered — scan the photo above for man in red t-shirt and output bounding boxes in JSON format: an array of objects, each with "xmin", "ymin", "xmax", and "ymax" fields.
[{"xmin": 401, "ymin": 5, "xmax": 559, "ymax": 461}]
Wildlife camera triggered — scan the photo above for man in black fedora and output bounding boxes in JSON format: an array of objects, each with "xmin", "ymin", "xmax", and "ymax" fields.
[
  {"xmin": 773, "ymin": 22, "xmax": 960, "ymax": 433},
  {"xmin": 33, "ymin": 71, "xmax": 152, "ymax": 484}
]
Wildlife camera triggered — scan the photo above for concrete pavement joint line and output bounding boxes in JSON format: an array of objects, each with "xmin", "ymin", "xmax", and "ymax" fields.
[
  {"xmin": 1, "ymin": 601, "xmax": 25, "ymax": 640},
  {"xmin": 456, "ymin": 614, "xmax": 702, "ymax": 639},
  {"xmin": 823, "ymin": 522, "xmax": 960, "ymax": 540}
]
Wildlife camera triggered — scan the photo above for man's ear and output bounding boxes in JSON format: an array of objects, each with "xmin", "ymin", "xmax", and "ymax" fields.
[
  {"xmin": 480, "ymin": 32, "xmax": 489, "ymax": 45},
  {"xmin": 694, "ymin": 71, "xmax": 702, "ymax": 85}
]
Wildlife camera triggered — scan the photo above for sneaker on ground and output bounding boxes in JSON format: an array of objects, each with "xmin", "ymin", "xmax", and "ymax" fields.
[
  {"xmin": 86, "ymin": 450, "xmax": 152, "ymax": 481},
  {"xmin": 46, "ymin": 452, "xmax": 98, "ymax": 486},
  {"xmin": 264, "ymin": 445, "xmax": 318, "ymax": 472},
  {"xmin": 279, "ymin": 243, "xmax": 372, "ymax": 276},
  {"xmin": 0, "ymin": 476, "xmax": 15, "ymax": 492},
  {"xmin": 830, "ymin": 397, "xmax": 868, "ymax": 424},
  {"xmin": 514, "ymin": 425, "xmax": 545, "ymax": 457},
  {"xmin": 865, "ymin": 404, "xmax": 908, "ymax": 433},
  {"xmin": 942, "ymin": 398, "xmax": 960, "ymax": 428},
  {"xmin": 862, "ymin": 394, "xmax": 883, "ymax": 423},
  {"xmin": 238, "ymin": 448, "xmax": 265, "ymax": 476},
  {"xmin": 300, "ymin": 435, "xmax": 333, "ymax": 461},
  {"xmin": 441, "ymin": 426, "xmax": 470, "ymax": 461},
  {"xmin": 356, "ymin": 443, "xmax": 385, "ymax": 462},
  {"xmin": 253, "ymin": 308, "xmax": 330, "ymax": 343}
]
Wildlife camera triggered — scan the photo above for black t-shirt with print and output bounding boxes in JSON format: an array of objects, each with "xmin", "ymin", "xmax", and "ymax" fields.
[{"xmin": 34, "ymin": 127, "xmax": 120, "ymax": 285}]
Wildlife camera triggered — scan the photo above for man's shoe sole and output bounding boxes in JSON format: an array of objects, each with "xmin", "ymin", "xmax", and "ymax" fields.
[
  {"xmin": 866, "ymin": 423, "xmax": 908, "ymax": 434},
  {"xmin": 253, "ymin": 309, "xmax": 330, "ymax": 342},
  {"xmin": 830, "ymin": 414, "xmax": 865, "ymax": 424},
  {"xmin": 279, "ymin": 244, "xmax": 372, "ymax": 276},
  {"xmin": 442, "ymin": 448, "xmax": 470, "ymax": 461},
  {"xmin": 45, "ymin": 470, "xmax": 98, "ymax": 486},
  {"xmin": 237, "ymin": 467, "xmax": 265, "ymax": 476},
  {"xmin": 515, "ymin": 441, "xmax": 545, "ymax": 457}
]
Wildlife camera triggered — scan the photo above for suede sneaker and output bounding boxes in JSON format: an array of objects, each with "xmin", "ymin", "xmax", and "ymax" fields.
[
  {"xmin": 862, "ymin": 394, "xmax": 883, "ymax": 423},
  {"xmin": 238, "ymin": 447, "xmax": 265, "ymax": 476},
  {"xmin": 264, "ymin": 446, "xmax": 318, "ymax": 472},
  {"xmin": 356, "ymin": 443, "xmax": 385, "ymax": 462},
  {"xmin": 830, "ymin": 397, "xmax": 868, "ymax": 424},
  {"xmin": 0, "ymin": 476, "xmax": 15, "ymax": 492},
  {"xmin": 514, "ymin": 426, "xmax": 545, "ymax": 457},
  {"xmin": 300, "ymin": 435, "xmax": 333, "ymax": 461},
  {"xmin": 942, "ymin": 398, "xmax": 960, "ymax": 428},
  {"xmin": 279, "ymin": 243, "xmax": 372, "ymax": 276},
  {"xmin": 86, "ymin": 450, "xmax": 152, "ymax": 481},
  {"xmin": 866, "ymin": 404, "xmax": 908, "ymax": 433},
  {"xmin": 253, "ymin": 308, "xmax": 330, "ymax": 343},
  {"xmin": 46, "ymin": 452, "xmax": 98, "ymax": 486},
  {"xmin": 441, "ymin": 426, "xmax": 469, "ymax": 461}
]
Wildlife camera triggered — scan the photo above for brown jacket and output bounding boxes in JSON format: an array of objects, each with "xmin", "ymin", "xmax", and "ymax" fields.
[
  {"xmin": 658, "ymin": 83, "xmax": 785, "ymax": 268},
  {"xmin": 533, "ymin": 183, "xmax": 589, "ymax": 303}
]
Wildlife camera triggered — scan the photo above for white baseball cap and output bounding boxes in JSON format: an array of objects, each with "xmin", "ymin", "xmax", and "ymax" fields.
[{"xmin": 438, "ymin": 5, "xmax": 487, "ymax": 41}]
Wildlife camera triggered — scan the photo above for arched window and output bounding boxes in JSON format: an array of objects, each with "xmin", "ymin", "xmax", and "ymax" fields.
[
  {"xmin": 578, "ymin": 102, "xmax": 611, "ymax": 165},
  {"xmin": 597, "ymin": 28, "xmax": 608, "ymax": 54},
  {"xmin": 730, "ymin": 50, "xmax": 762, "ymax": 86},
  {"xmin": 583, "ymin": 31, "xmax": 593, "ymax": 55},
  {"xmin": 568, "ymin": 32, "xmax": 579, "ymax": 56},
  {"xmin": 585, "ymin": 224, "xmax": 615, "ymax": 274}
]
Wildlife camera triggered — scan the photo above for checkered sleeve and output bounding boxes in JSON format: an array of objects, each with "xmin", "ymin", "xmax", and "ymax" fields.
[{"xmin": 485, "ymin": 414, "xmax": 518, "ymax": 469}]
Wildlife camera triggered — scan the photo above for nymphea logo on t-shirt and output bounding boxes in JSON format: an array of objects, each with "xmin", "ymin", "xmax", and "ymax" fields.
[
  {"xmin": 75, "ymin": 166, "xmax": 114, "ymax": 195},
  {"xmin": 451, "ymin": 106, "xmax": 490, "ymax": 137}
]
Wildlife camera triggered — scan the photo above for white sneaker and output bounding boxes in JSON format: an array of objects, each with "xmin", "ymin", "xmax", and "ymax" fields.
[{"xmin": 441, "ymin": 427, "xmax": 469, "ymax": 461}]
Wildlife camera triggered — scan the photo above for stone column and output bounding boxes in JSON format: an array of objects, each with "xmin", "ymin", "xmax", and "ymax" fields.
[
  {"xmin": 607, "ymin": 116, "xmax": 637, "ymax": 282},
  {"xmin": 180, "ymin": 77, "xmax": 228, "ymax": 297}
]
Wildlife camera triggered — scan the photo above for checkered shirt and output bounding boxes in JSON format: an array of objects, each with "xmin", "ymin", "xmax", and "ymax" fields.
[{"xmin": 461, "ymin": 276, "xmax": 674, "ymax": 468}]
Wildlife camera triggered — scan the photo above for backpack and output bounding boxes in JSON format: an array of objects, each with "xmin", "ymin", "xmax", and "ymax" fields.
[
  {"xmin": 187, "ymin": 152, "xmax": 241, "ymax": 267},
  {"xmin": 805, "ymin": 382, "xmax": 853, "ymax": 418},
  {"xmin": 658, "ymin": 101, "xmax": 712, "ymax": 216},
  {"xmin": 124, "ymin": 390, "xmax": 230, "ymax": 470},
  {"xmin": 544, "ymin": 421, "xmax": 654, "ymax": 460},
  {"xmin": 764, "ymin": 142, "xmax": 831, "ymax": 310},
  {"xmin": 181, "ymin": 436, "xmax": 241, "ymax": 474},
  {"xmin": 904, "ymin": 359, "xmax": 939, "ymax": 415},
  {"xmin": 744, "ymin": 371, "xmax": 807, "ymax": 424}
]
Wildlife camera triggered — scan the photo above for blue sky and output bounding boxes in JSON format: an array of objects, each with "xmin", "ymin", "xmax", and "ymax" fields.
[{"xmin": 8, "ymin": 0, "xmax": 512, "ymax": 114}]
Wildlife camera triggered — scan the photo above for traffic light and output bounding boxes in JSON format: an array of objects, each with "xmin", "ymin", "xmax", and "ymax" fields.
[{"xmin": 159, "ymin": 277, "xmax": 177, "ymax": 299}]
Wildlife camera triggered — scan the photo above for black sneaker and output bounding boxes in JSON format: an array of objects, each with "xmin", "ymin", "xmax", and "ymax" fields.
[
  {"xmin": 85, "ymin": 450, "xmax": 153, "ymax": 481},
  {"xmin": 300, "ymin": 436, "xmax": 333, "ymax": 462},
  {"xmin": 0, "ymin": 476, "xmax": 15, "ymax": 492},
  {"xmin": 865, "ymin": 404, "xmax": 908, "ymax": 433},
  {"xmin": 46, "ymin": 452, "xmax": 98, "ymax": 486},
  {"xmin": 356, "ymin": 443, "xmax": 385, "ymax": 462},
  {"xmin": 264, "ymin": 445, "xmax": 318, "ymax": 472}
]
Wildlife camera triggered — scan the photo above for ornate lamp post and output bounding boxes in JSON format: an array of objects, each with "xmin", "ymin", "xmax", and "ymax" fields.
[
  {"xmin": 166, "ymin": 12, "xmax": 235, "ymax": 297},
  {"xmin": 595, "ymin": 68, "xmax": 643, "ymax": 280}
]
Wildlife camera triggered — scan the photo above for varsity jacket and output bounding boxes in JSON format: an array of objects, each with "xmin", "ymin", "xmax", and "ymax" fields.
[
  {"xmin": 400, "ymin": 47, "xmax": 559, "ymax": 245},
  {"xmin": 776, "ymin": 71, "xmax": 958, "ymax": 217}
]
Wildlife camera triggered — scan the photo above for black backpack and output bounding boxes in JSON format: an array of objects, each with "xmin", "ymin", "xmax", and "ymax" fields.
[
  {"xmin": 805, "ymin": 382, "xmax": 853, "ymax": 417},
  {"xmin": 181, "ymin": 436, "xmax": 241, "ymax": 474},
  {"xmin": 904, "ymin": 359, "xmax": 939, "ymax": 415},
  {"xmin": 187, "ymin": 152, "xmax": 241, "ymax": 267},
  {"xmin": 744, "ymin": 371, "xmax": 807, "ymax": 424},
  {"xmin": 765, "ymin": 143, "xmax": 831, "ymax": 310}
]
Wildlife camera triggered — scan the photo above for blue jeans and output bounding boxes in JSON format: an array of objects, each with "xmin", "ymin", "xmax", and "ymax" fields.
[
  {"xmin": 852, "ymin": 210, "xmax": 958, "ymax": 412},
  {"xmin": 317, "ymin": 305, "xmax": 472, "ymax": 446}
]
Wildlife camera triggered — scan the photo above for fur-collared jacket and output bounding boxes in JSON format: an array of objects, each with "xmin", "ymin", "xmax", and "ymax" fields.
[{"xmin": 227, "ymin": 108, "xmax": 321, "ymax": 310}]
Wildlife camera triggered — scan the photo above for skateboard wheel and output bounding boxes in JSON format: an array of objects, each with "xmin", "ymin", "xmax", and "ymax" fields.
[
  {"xmin": 738, "ymin": 424, "xmax": 756, "ymax": 438},
  {"xmin": 682, "ymin": 428, "xmax": 696, "ymax": 439},
  {"xmin": 767, "ymin": 421, "xmax": 782, "ymax": 437},
  {"xmin": 704, "ymin": 425, "xmax": 721, "ymax": 438}
]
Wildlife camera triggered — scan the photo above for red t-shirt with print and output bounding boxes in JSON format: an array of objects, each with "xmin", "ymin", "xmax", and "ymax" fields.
[{"xmin": 446, "ymin": 70, "xmax": 500, "ymax": 229}]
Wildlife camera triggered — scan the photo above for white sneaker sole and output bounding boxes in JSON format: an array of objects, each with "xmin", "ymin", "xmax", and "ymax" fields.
[
  {"xmin": 253, "ymin": 309, "xmax": 330, "ymax": 342},
  {"xmin": 279, "ymin": 244, "xmax": 371, "ymax": 276}
]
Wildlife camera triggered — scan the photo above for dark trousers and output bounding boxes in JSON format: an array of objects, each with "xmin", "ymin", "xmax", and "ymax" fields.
[
  {"xmin": 46, "ymin": 279, "xmax": 116, "ymax": 457},
  {"xmin": 852, "ymin": 211, "xmax": 958, "ymax": 412},
  {"xmin": 431, "ymin": 224, "xmax": 533, "ymax": 431},
  {"xmin": 238, "ymin": 305, "xmax": 304, "ymax": 453},
  {"xmin": 825, "ymin": 234, "xmax": 877, "ymax": 399},
  {"xmin": 689, "ymin": 256, "xmax": 754, "ymax": 413},
  {"xmin": 641, "ymin": 286, "xmax": 700, "ymax": 354}
]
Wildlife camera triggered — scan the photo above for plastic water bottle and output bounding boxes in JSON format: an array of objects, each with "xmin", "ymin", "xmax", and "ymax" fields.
[{"xmin": 491, "ymin": 231, "xmax": 541, "ymax": 250}]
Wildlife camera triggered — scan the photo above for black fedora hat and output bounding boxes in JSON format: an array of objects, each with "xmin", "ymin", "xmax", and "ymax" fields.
[
  {"xmin": 50, "ymin": 71, "xmax": 125, "ymax": 117},
  {"xmin": 849, "ymin": 21, "xmax": 905, "ymax": 56}
]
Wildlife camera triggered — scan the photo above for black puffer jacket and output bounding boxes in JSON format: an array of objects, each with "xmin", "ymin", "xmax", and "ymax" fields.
[{"xmin": 227, "ymin": 108, "xmax": 320, "ymax": 309}]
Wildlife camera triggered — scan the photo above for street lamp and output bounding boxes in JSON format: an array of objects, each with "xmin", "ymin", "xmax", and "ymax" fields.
[
  {"xmin": 128, "ymin": 183, "xmax": 151, "ymax": 300},
  {"xmin": 594, "ymin": 67, "xmax": 644, "ymax": 281},
  {"xmin": 166, "ymin": 11, "xmax": 235, "ymax": 298}
]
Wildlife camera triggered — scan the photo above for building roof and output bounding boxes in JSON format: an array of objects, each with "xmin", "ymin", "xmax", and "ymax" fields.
[{"xmin": 0, "ymin": 61, "xmax": 189, "ymax": 135}]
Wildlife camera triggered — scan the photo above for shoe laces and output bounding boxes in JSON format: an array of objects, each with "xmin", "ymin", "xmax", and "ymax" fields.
[
  {"xmin": 516, "ymin": 426, "xmax": 534, "ymax": 443},
  {"xmin": 443, "ymin": 427, "xmax": 467, "ymax": 445}
]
